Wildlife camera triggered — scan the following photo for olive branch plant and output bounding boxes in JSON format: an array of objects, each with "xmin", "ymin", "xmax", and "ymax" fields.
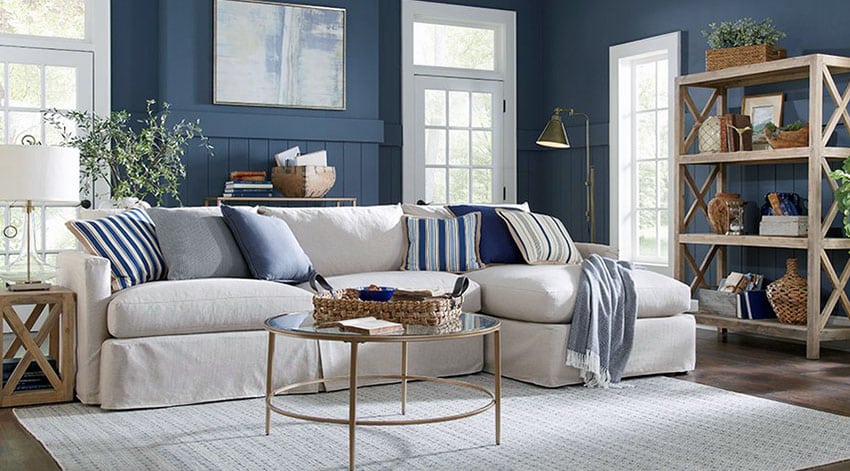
[
  {"xmin": 830, "ymin": 157, "xmax": 850, "ymax": 238},
  {"xmin": 44, "ymin": 100, "xmax": 213, "ymax": 206}
]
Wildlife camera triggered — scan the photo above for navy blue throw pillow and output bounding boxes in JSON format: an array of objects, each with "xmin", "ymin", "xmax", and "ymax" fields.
[
  {"xmin": 448, "ymin": 205, "xmax": 524, "ymax": 264},
  {"xmin": 221, "ymin": 205, "xmax": 314, "ymax": 283}
]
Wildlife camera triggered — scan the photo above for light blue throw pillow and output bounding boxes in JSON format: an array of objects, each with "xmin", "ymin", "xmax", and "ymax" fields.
[{"xmin": 221, "ymin": 205, "xmax": 314, "ymax": 283}]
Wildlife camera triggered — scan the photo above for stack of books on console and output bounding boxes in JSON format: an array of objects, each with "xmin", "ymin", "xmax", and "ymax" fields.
[{"xmin": 224, "ymin": 171, "xmax": 273, "ymax": 198}]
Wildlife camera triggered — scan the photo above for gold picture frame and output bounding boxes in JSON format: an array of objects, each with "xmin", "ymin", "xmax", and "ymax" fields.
[{"xmin": 742, "ymin": 93, "xmax": 784, "ymax": 150}]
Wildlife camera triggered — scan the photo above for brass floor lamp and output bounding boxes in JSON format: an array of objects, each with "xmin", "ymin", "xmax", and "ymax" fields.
[{"xmin": 536, "ymin": 107, "xmax": 595, "ymax": 243}]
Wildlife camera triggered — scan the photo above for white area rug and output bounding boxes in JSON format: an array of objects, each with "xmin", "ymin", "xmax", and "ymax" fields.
[{"xmin": 15, "ymin": 374, "xmax": 850, "ymax": 470}]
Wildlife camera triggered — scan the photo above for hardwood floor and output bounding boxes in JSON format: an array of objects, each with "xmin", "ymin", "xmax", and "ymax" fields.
[{"xmin": 3, "ymin": 329, "xmax": 850, "ymax": 470}]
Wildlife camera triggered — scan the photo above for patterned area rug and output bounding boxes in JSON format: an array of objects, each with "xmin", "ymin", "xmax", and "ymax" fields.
[{"xmin": 15, "ymin": 374, "xmax": 850, "ymax": 470}]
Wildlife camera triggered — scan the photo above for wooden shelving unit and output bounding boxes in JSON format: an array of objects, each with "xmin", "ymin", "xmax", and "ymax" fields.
[{"xmin": 674, "ymin": 54, "xmax": 850, "ymax": 359}]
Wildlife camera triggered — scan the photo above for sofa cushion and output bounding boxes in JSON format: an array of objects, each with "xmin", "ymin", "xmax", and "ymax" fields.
[
  {"xmin": 297, "ymin": 271, "xmax": 482, "ymax": 313},
  {"xmin": 147, "ymin": 207, "xmax": 250, "ymax": 280},
  {"xmin": 401, "ymin": 213, "xmax": 483, "ymax": 272},
  {"xmin": 107, "ymin": 278, "xmax": 313, "ymax": 338},
  {"xmin": 448, "ymin": 205, "xmax": 525, "ymax": 264},
  {"xmin": 220, "ymin": 205, "xmax": 314, "ymax": 283},
  {"xmin": 496, "ymin": 209, "xmax": 582, "ymax": 265},
  {"xmin": 466, "ymin": 264, "xmax": 689, "ymax": 323},
  {"xmin": 258, "ymin": 205, "xmax": 404, "ymax": 277}
]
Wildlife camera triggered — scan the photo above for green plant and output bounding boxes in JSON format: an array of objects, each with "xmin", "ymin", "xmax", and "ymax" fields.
[
  {"xmin": 764, "ymin": 120, "xmax": 804, "ymax": 134},
  {"xmin": 830, "ymin": 156, "xmax": 850, "ymax": 237},
  {"xmin": 44, "ymin": 100, "xmax": 213, "ymax": 205},
  {"xmin": 702, "ymin": 18, "xmax": 786, "ymax": 49}
]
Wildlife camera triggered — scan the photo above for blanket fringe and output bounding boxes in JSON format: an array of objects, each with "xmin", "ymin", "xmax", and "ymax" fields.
[{"xmin": 566, "ymin": 349, "xmax": 630, "ymax": 389}]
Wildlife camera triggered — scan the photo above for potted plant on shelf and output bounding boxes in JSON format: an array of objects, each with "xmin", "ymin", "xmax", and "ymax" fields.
[
  {"xmin": 702, "ymin": 17, "xmax": 787, "ymax": 71},
  {"xmin": 764, "ymin": 120, "xmax": 809, "ymax": 149},
  {"xmin": 830, "ymin": 158, "xmax": 850, "ymax": 238},
  {"xmin": 44, "ymin": 100, "xmax": 213, "ymax": 208}
]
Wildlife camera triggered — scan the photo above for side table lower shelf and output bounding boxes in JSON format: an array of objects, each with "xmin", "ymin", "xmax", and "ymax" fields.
[{"xmin": 694, "ymin": 312, "xmax": 850, "ymax": 343}]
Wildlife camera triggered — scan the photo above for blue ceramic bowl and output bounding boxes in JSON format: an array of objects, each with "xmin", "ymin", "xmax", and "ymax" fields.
[{"xmin": 357, "ymin": 286, "xmax": 396, "ymax": 302}]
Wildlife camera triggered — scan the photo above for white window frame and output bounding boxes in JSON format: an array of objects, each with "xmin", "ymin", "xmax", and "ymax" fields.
[
  {"xmin": 401, "ymin": 0, "xmax": 516, "ymax": 204},
  {"xmin": 609, "ymin": 31, "xmax": 680, "ymax": 276}
]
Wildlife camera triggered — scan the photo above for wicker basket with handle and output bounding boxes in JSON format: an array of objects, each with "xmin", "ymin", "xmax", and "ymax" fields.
[
  {"xmin": 309, "ymin": 274, "xmax": 467, "ymax": 326},
  {"xmin": 271, "ymin": 165, "xmax": 336, "ymax": 197},
  {"xmin": 705, "ymin": 44, "xmax": 787, "ymax": 71},
  {"xmin": 766, "ymin": 258, "xmax": 807, "ymax": 324}
]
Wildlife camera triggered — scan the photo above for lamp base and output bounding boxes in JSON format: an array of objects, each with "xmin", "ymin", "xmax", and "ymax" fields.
[{"xmin": 5, "ymin": 280, "xmax": 52, "ymax": 291}]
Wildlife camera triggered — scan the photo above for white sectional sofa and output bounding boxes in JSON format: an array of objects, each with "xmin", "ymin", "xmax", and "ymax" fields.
[{"xmin": 58, "ymin": 204, "xmax": 694, "ymax": 409}]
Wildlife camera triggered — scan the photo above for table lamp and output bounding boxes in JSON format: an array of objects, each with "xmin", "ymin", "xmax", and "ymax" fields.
[
  {"xmin": 536, "ymin": 107, "xmax": 595, "ymax": 243},
  {"xmin": 0, "ymin": 142, "xmax": 80, "ymax": 291}
]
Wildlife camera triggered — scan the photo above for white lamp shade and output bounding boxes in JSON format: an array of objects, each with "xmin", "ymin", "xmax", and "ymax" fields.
[{"xmin": 0, "ymin": 145, "xmax": 80, "ymax": 203}]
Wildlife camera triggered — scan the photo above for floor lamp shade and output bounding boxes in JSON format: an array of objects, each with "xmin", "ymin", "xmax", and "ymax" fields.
[
  {"xmin": 0, "ymin": 145, "xmax": 80, "ymax": 203},
  {"xmin": 536, "ymin": 114, "xmax": 570, "ymax": 148}
]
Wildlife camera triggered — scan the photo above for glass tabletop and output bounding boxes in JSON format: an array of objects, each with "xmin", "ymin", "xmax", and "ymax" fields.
[{"xmin": 265, "ymin": 312, "xmax": 499, "ymax": 341}]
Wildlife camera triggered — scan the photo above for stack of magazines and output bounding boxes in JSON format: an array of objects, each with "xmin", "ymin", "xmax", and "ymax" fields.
[{"xmin": 224, "ymin": 171, "xmax": 273, "ymax": 198}]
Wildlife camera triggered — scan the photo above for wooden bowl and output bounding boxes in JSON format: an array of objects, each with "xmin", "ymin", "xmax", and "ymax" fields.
[{"xmin": 765, "ymin": 124, "xmax": 809, "ymax": 149}]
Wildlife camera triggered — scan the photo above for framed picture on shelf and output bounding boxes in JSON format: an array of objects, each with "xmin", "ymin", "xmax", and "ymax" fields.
[
  {"xmin": 742, "ymin": 93, "xmax": 784, "ymax": 150},
  {"xmin": 214, "ymin": 0, "xmax": 346, "ymax": 110}
]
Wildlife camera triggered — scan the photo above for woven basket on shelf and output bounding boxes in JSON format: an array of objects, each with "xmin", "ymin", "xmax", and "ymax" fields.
[
  {"xmin": 312, "ymin": 290, "xmax": 462, "ymax": 326},
  {"xmin": 271, "ymin": 165, "xmax": 335, "ymax": 197},
  {"xmin": 766, "ymin": 258, "xmax": 808, "ymax": 325},
  {"xmin": 705, "ymin": 44, "xmax": 787, "ymax": 71},
  {"xmin": 765, "ymin": 124, "xmax": 809, "ymax": 149}
]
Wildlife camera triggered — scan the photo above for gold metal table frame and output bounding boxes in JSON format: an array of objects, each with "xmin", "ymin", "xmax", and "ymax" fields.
[{"xmin": 263, "ymin": 313, "xmax": 501, "ymax": 470}]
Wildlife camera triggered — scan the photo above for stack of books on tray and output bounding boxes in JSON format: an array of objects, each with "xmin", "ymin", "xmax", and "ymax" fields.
[
  {"xmin": 224, "ymin": 171, "xmax": 273, "ymax": 198},
  {"xmin": 2, "ymin": 357, "xmax": 58, "ymax": 391}
]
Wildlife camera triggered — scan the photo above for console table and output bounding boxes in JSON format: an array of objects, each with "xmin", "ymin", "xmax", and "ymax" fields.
[{"xmin": 204, "ymin": 196, "xmax": 356, "ymax": 207}]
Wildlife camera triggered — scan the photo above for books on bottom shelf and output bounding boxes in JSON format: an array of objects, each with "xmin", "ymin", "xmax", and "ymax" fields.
[
  {"xmin": 324, "ymin": 317, "xmax": 404, "ymax": 335},
  {"xmin": 698, "ymin": 288, "xmax": 776, "ymax": 320},
  {"xmin": 2, "ymin": 357, "xmax": 58, "ymax": 391}
]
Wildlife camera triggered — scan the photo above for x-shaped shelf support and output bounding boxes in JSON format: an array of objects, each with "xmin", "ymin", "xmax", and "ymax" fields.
[{"xmin": 2, "ymin": 304, "xmax": 63, "ymax": 395}]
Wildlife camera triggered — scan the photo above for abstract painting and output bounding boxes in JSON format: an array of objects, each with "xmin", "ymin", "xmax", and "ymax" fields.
[{"xmin": 214, "ymin": 0, "xmax": 346, "ymax": 109}]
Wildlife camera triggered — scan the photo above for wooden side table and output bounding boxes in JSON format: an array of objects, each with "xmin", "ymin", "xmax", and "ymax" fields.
[{"xmin": 1, "ymin": 287, "xmax": 75, "ymax": 407}]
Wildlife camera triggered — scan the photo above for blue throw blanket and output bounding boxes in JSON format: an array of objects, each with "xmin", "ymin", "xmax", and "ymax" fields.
[{"xmin": 566, "ymin": 254, "xmax": 638, "ymax": 388}]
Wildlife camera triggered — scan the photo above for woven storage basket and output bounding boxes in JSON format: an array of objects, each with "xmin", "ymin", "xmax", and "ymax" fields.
[
  {"xmin": 766, "ymin": 258, "xmax": 807, "ymax": 324},
  {"xmin": 705, "ymin": 44, "xmax": 787, "ymax": 71},
  {"xmin": 765, "ymin": 124, "xmax": 809, "ymax": 149},
  {"xmin": 271, "ymin": 165, "xmax": 335, "ymax": 197},
  {"xmin": 310, "ymin": 275, "xmax": 468, "ymax": 327}
]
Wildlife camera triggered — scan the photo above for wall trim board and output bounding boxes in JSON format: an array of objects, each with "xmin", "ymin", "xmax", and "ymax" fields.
[{"xmin": 167, "ymin": 110, "xmax": 385, "ymax": 143}]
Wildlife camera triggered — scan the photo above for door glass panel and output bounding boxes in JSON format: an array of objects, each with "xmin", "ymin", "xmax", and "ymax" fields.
[
  {"xmin": 425, "ymin": 168, "xmax": 446, "ymax": 204},
  {"xmin": 0, "ymin": 0, "xmax": 86, "ymax": 39},
  {"xmin": 0, "ymin": 63, "xmax": 5, "ymax": 107},
  {"xmin": 425, "ymin": 129, "xmax": 446, "ymax": 165},
  {"xmin": 8, "ymin": 111, "xmax": 41, "ymax": 145},
  {"xmin": 448, "ymin": 168, "xmax": 469, "ymax": 203},
  {"xmin": 448, "ymin": 129, "xmax": 469, "ymax": 165},
  {"xmin": 448, "ymin": 91, "xmax": 469, "ymax": 127},
  {"xmin": 424, "ymin": 89, "xmax": 446, "ymax": 126},
  {"xmin": 0, "ymin": 114, "xmax": 4, "ymax": 144},
  {"xmin": 413, "ymin": 22, "xmax": 495, "ymax": 71},
  {"xmin": 471, "ymin": 92, "xmax": 492, "ymax": 128},
  {"xmin": 45, "ymin": 66, "xmax": 77, "ymax": 109},
  {"xmin": 8, "ymin": 63, "xmax": 41, "ymax": 108},
  {"xmin": 472, "ymin": 169, "xmax": 491, "ymax": 203},
  {"xmin": 471, "ymin": 130, "xmax": 492, "ymax": 166}
]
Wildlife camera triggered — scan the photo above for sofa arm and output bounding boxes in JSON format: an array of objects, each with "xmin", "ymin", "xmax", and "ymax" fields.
[
  {"xmin": 57, "ymin": 251, "xmax": 113, "ymax": 405},
  {"xmin": 574, "ymin": 242, "xmax": 619, "ymax": 260}
]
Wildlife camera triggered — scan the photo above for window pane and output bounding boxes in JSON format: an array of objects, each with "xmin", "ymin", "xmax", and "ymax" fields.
[
  {"xmin": 8, "ymin": 111, "xmax": 41, "ymax": 145},
  {"xmin": 0, "ymin": 63, "xmax": 5, "ymax": 107},
  {"xmin": 424, "ymin": 89, "xmax": 445, "ymax": 126},
  {"xmin": 471, "ymin": 92, "xmax": 492, "ymax": 128},
  {"xmin": 659, "ymin": 211, "xmax": 669, "ymax": 260},
  {"xmin": 638, "ymin": 161, "xmax": 656, "ymax": 209},
  {"xmin": 425, "ymin": 129, "xmax": 446, "ymax": 165},
  {"xmin": 45, "ymin": 207, "xmax": 77, "ymax": 250},
  {"xmin": 657, "ymin": 110, "xmax": 668, "ymax": 159},
  {"xmin": 471, "ymin": 130, "xmax": 492, "ymax": 166},
  {"xmin": 657, "ymin": 59, "xmax": 668, "ymax": 109},
  {"xmin": 45, "ymin": 66, "xmax": 76, "ymax": 109},
  {"xmin": 0, "ymin": 0, "xmax": 85, "ymax": 39},
  {"xmin": 637, "ymin": 210, "xmax": 658, "ymax": 258},
  {"xmin": 9, "ymin": 63, "xmax": 41, "ymax": 108},
  {"xmin": 44, "ymin": 116, "xmax": 75, "ymax": 146},
  {"xmin": 425, "ymin": 167, "xmax": 446, "ymax": 204},
  {"xmin": 658, "ymin": 161, "xmax": 668, "ymax": 208},
  {"xmin": 636, "ymin": 62, "xmax": 656, "ymax": 111},
  {"xmin": 449, "ymin": 130, "xmax": 469, "ymax": 166},
  {"xmin": 472, "ymin": 169, "xmax": 491, "ymax": 203},
  {"xmin": 413, "ymin": 22, "xmax": 495, "ymax": 71},
  {"xmin": 636, "ymin": 112, "xmax": 656, "ymax": 160},
  {"xmin": 0, "ymin": 113, "xmax": 4, "ymax": 144},
  {"xmin": 449, "ymin": 91, "xmax": 469, "ymax": 127},
  {"xmin": 448, "ymin": 168, "xmax": 469, "ymax": 203}
]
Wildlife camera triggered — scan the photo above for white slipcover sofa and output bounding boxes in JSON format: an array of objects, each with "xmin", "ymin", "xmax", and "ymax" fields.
[{"xmin": 58, "ymin": 204, "xmax": 694, "ymax": 409}]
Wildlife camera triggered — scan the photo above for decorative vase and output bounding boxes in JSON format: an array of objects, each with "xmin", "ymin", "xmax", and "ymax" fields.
[
  {"xmin": 766, "ymin": 258, "xmax": 807, "ymax": 325},
  {"xmin": 707, "ymin": 192, "xmax": 744, "ymax": 234}
]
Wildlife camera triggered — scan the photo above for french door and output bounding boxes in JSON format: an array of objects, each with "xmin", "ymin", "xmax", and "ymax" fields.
[{"xmin": 413, "ymin": 76, "xmax": 503, "ymax": 204}]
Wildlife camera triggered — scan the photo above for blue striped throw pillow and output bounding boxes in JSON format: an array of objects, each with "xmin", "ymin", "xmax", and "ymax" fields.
[
  {"xmin": 66, "ymin": 208, "xmax": 167, "ymax": 290},
  {"xmin": 495, "ymin": 209, "xmax": 582, "ymax": 265},
  {"xmin": 402, "ymin": 212, "xmax": 483, "ymax": 272}
]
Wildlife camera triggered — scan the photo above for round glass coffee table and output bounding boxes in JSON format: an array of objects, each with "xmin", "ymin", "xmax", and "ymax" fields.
[{"xmin": 264, "ymin": 312, "xmax": 501, "ymax": 470}]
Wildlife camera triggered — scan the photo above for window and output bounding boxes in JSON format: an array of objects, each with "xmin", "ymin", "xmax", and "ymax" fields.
[
  {"xmin": 402, "ymin": 0, "xmax": 516, "ymax": 204},
  {"xmin": 0, "ymin": 0, "xmax": 109, "ymax": 278},
  {"xmin": 610, "ymin": 32, "xmax": 680, "ymax": 276}
]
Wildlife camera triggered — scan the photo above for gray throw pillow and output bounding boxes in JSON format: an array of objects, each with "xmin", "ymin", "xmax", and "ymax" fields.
[{"xmin": 147, "ymin": 207, "xmax": 250, "ymax": 280}]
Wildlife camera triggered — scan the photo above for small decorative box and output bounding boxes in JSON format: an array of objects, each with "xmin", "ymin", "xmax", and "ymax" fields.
[{"xmin": 758, "ymin": 215, "xmax": 807, "ymax": 237}]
